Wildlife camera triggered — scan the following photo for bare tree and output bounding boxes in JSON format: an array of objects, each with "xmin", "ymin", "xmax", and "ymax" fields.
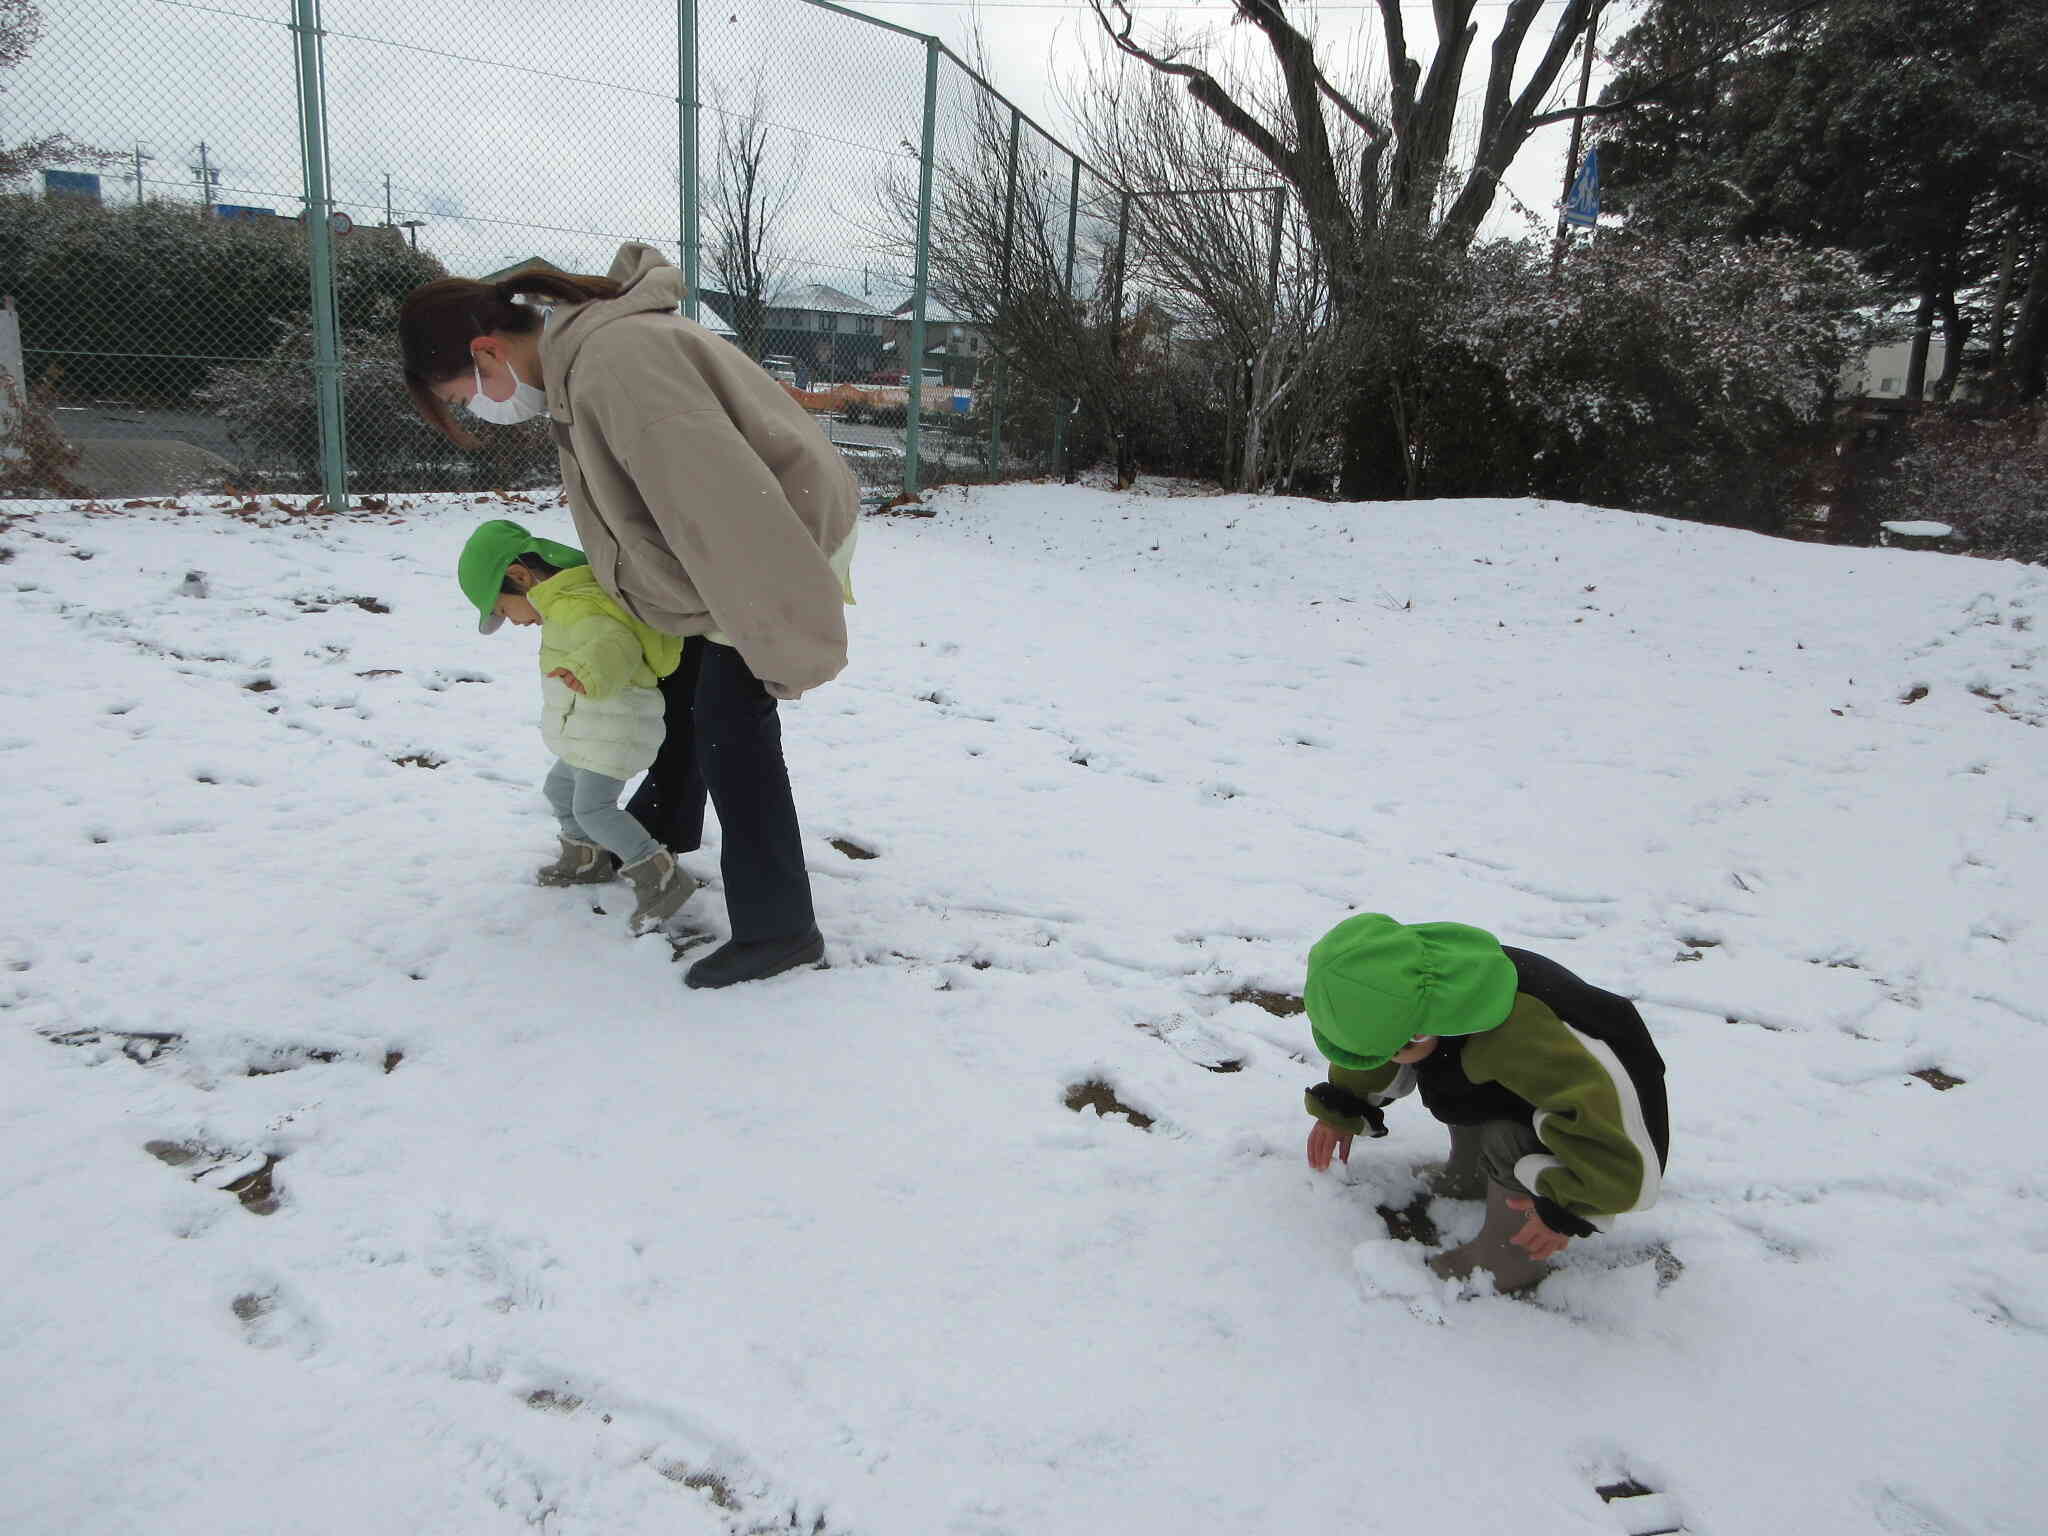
[
  {"xmin": 1066, "ymin": 59, "xmax": 1345, "ymax": 489},
  {"xmin": 1082, "ymin": 0, "xmax": 1834, "ymax": 495},
  {"xmin": 706, "ymin": 77, "xmax": 804, "ymax": 361},
  {"xmin": 878, "ymin": 80, "xmax": 1137, "ymax": 477}
]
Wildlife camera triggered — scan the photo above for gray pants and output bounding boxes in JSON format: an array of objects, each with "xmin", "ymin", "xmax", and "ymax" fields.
[
  {"xmin": 543, "ymin": 759, "xmax": 660, "ymax": 867},
  {"xmin": 1467, "ymin": 1119, "xmax": 1550, "ymax": 1196}
]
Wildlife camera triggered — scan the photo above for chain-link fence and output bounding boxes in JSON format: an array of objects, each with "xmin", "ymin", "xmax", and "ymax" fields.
[{"xmin": 4, "ymin": 0, "xmax": 1159, "ymax": 505}]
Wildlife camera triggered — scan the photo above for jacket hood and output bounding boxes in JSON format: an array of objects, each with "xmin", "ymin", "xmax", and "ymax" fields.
[{"xmin": 540, "ymin": 243, "xmax": 687, "ymax": 421}]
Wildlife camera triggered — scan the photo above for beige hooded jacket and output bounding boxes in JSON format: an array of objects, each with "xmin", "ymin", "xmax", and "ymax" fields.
[{"xmin": 538, "ymin": 243, "xmax": 857, "ymax": 699}]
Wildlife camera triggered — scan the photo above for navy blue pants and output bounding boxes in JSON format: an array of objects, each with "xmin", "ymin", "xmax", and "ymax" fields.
[{"xmin": 624, "ymin": 638, "xmax": 815, "ymax": 943}]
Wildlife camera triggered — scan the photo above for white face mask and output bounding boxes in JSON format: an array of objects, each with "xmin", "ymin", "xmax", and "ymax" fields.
[{"xmin": 467, "ymin": 358, "xmax": 548, "ymax": 425}]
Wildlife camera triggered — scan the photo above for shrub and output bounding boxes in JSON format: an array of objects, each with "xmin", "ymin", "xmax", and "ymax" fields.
[{"xmin": 1867, "ymin": 407, "xmax": 2048, "ymax": 563}]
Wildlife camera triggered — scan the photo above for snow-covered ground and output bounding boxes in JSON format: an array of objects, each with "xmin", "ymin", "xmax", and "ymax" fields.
[{"xmin": 2, "ymin": 482, "xmax": 2043, "ymax": 1536}]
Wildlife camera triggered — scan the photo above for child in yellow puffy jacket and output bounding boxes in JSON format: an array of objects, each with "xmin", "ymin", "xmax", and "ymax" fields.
[{"xmin": 458, "ymin": 519, "xmax": 693, "ymax": 934}]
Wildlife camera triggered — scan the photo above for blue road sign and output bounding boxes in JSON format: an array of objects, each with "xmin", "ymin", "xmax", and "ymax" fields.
[{"xmin": 1563, "ymin": 148, "xmax": 1600, "ymax": 230}]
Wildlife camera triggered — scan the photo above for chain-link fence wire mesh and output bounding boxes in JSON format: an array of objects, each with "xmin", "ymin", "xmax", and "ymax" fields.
[
  {"xmin": 3, "ymin": 0, "xmax": 327, "ymax": 496},
  {"xmin": 6, "ymin": 0, "xmax": 1258, "ymax": 503},
  {"xmin": 319, "ymin": 0, "xmax": 684, "ymax": 496},
  {"xmin": 696, "ymin": 0, "xmax": 929, "ymax": 501}
]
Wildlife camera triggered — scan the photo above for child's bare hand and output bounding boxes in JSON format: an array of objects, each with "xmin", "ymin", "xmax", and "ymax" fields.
[
  {"xmin": 548, "ymin": 667, "xmax": 587, "ymax": 695},
  {"xmin": 1306, "ymin": 1121, "xmax": 1354, "ymax": 1172},
  {"xmin": 1503, "ymin": 1195, "xmax": 1572, "ymax": 1259}
]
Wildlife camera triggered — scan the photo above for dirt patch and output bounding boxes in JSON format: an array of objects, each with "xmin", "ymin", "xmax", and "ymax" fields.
[
  {"xmin": 294, "ymin": 594, "xmax": 390, "ymax": 615},
  {"xmin": 392, "ymin": 753, "xmax": 444, "ymax": 769},
  {"xmin": 231, "ymin": 1292, "xmax": 273, "ymax": 1323},
  {"xmin": 869, "ymin": 493, "xmax": 935, "ymax": 518},
  {"xmin": 1900, "ymin": 685, "xmax": 1930, "ymax": 704},
  {"xmin": 1229, "ymin": 987, "xmax": 1304, "ymax": 1017},
  {"xmin": 1377, "ymin": 1196, "xmax": 1441, "ymax": 1246},
  {"xmin": 243, "ymin": 678, "xmax": 277, "ymax": 693},
  {"xmin": 656, "ymin": 1463, "xmax": 741, "ymax": 1510},
  {"xmin": 1063, "ymin": 1079, "xmax": 1154, "ymax": 1131},
  {"xmin": 666, "ymin": 926, "xmax": 720, "ymax": 963},
  {"xmin": 145, "ymin": 1142, "xmax": 284, "ymax": 1215},
  {"xmin": 526, "ymin": 1389, "xmax": 584, "ymax": 1414},
  {"xmin": 48, "ymin": 1027, "xmax": 181, "ymax": 1065},
  {"xmin": 355, "ymin": 669, "xmax": 401, "ymax": 679},
  {"xmin": 829, "ymin": 837, "xmax": 878, "ymax": 860},
  {"xmin": 383, "ymin": 1049, "xmax": 404, "ymax": 1074},
  {"xmin": 245, "ymin": 1047, "xmax": 342, "ymax": 1077},
  {"xmin": 1912, "ymin": 1067, "xmax": 1964, "ymax": 1091},
  {"xmin": 222, "ymin": 1155, "xmax": 283, "ymax": 1215},
  {"xmin": 1595, "ymin": 1478, "xmax": 1683, "ymax": 1535},
  {"xmin": 1596, "ymin": 1479, "xmax": 1656, "ymax": 1502}
]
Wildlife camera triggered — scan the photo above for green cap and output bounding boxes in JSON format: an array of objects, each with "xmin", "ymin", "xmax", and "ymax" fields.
[
  {"xmin": 1303, "ymin": 914, "xmax": 1518, "ymax": 1071},
  {"xmin": 457, "ymin": 520, "xmax": 588, "ymax": 634}
]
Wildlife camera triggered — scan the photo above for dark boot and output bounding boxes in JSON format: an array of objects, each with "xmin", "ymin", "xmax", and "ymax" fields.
[
  {"xmin": 684, "ymin": 926, "xmax": 826, "ymax": 989},
  {"xmin": 1427, "ymin": 1182, "xmax": 1555, "ymax": 1294}
]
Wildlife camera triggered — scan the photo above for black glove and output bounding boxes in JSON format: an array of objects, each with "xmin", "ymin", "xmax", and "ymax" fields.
[{"xmin": 1306, "ymin": 1080, "xmax": 1388, "ymax": 1138}]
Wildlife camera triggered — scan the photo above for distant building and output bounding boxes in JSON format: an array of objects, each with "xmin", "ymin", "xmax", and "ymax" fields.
[
  {"xmin": 1842, "ymin": 337, "xmax": 1950, "ymax": 400},
  {"xmin": 887, "ymin": 298, "xmax": 989, "ymax": 389},
  {"xmin": 758, "ymin": 284, "xmax": 888, "ymax": 384}
]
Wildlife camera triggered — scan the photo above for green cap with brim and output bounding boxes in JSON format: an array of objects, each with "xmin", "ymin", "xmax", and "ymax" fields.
[
  {"xmin": 457, "ymin": 519, "xmax": 589, "ymax": 634},
  {"xmin": 1304, "ymin": 914, "xmax": 1519, "ymax": 1071}
]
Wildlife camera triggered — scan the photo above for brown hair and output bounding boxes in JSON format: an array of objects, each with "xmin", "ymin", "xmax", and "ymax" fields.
[{"xmin": 398, "ymin": 270, "xmax": 623, "ymax": 446}]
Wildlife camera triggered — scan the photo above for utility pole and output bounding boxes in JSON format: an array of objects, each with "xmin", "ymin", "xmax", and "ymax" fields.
[
  {"xmin": 131, "ymin": 143, "xmax": 155, "ymax": 205},
  {"xmin": 383, "ymin": 172, "xmax": 394, "ymax": 229},
  {"xmin": 193, "ymin": 141, "xmax": 217, "ymax": 209},
  {"xmin": 1551, "ymin": 2, "xmax": 1602, "ymax": 280}
]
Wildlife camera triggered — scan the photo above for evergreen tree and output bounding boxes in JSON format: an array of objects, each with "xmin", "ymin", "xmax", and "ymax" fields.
[{"xmin": 1599, "ymin": 0, "xmax": 2048, "ymax": 400}]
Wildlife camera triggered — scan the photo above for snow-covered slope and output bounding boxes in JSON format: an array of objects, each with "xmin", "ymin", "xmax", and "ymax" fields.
[{"xmin": 2, "ymin": 484, "xmax": 2042, "ymax": 1535}]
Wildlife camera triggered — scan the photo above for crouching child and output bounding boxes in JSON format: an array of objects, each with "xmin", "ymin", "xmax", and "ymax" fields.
[
  {"xmin": 458, "ymin": 519, "xmax": 694, "ymax": 935},
  {"xmin": 1301, "ymin": 913, "xmax": 1669, "ymax": 1293}
]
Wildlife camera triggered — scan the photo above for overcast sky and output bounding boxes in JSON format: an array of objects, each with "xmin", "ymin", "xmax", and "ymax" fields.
[{"xmin": 15, "ymin": 1, "xmax": 1619, "ymax": 307}]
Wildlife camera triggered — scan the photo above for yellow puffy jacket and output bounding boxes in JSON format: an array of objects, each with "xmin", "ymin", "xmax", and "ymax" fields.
[{"xmin": 530, "ymin": 565, "xmax": 681, "ymax": 781}]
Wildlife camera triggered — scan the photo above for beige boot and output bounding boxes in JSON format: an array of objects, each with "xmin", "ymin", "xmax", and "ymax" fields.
[
  {"xmin": 1427, "ymin": 1182, "xmax": 1555, "ymax": 1294},
  {"xmin": 620, "ymin": 849, "xmax": 697, "ymax": 934},
  {"xmin": 537, "ymin": 837, "xmax": 611, "ymax": 887}
]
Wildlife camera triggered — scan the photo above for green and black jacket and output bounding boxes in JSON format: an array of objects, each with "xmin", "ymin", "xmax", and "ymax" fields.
[{"xmin": 1305, "ymin": 947, "xmax": 1669, "ymax": 1238}]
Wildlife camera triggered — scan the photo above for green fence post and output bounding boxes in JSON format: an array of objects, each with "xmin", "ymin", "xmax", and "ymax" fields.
[
  {"xmin": 989, "ymin": 107, "xmax": 1020, "ymax": 480},
  {"xmin": 1051, "ymin": 154, "xmax": 1079, "ymax": 479},
  {"xmin": 291, "ymin": 0, "xmax": 348, "ymax": 509},
  {"xmin": 904, "ymin": 36, "xmax": 939, "ymax": 498},
  {"xmin": 677, "ymin": 0, "xmax": 699, "ymax": 321}
]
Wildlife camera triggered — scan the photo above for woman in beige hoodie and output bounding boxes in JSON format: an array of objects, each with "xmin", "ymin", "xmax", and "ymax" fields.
[{"xmin": 400, "ymin": 244, "xmax": 857, "ymax": 989}]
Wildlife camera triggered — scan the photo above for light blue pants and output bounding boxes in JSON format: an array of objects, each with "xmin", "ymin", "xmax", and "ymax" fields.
[{"xmin": 542, "ymin": 759, "xmax": 661, "ymax": 868}]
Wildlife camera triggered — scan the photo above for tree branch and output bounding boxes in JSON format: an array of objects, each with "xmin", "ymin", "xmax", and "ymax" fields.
[{"xmin": 1086, "ymin": 0, "xmax": 1298, "ymax": 182}]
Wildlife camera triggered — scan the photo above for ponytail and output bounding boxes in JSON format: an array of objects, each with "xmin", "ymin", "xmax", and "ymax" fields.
[
  {"xmin": 397, "ymin": 269, "xmax": 624, "ymax": 445},
  {"xmin": 495, "ymin": 270, "xmax": 622, "ymax": 307}
]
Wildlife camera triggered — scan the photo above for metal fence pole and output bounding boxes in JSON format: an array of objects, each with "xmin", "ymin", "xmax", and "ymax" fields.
[
  {"xmin": 904, "ymin": 37, "xmax": 939, "ymax": 497},
  {"xmin": 989, "ymin": 107, "xmax": 1020, "ymax": 479},
  {"xmin": 677, "ymin": 0, "xmax": 700, "ymax": 321},
  {"xmin": 1052, "ymin": 154, "xmax": 1079, "ymax": 478},
  {"xmin": 290, "ymin": 0, "xmax": 348, "ymax": 509}
]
